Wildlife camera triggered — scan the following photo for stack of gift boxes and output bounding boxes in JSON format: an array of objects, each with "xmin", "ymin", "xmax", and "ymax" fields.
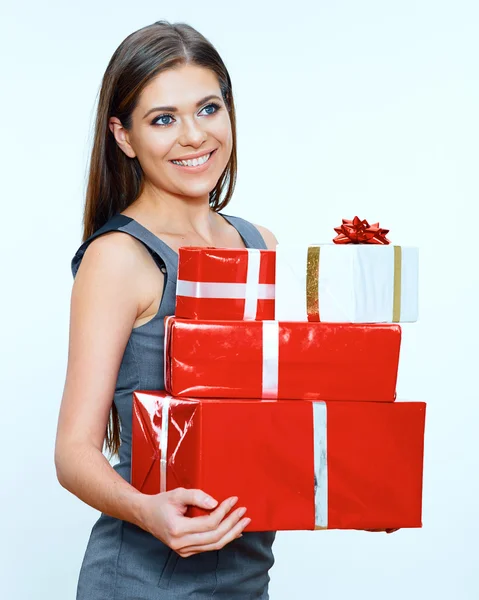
[{"xmin": 132, "ymin": 218, "xmax": 426, "ymax": 532}]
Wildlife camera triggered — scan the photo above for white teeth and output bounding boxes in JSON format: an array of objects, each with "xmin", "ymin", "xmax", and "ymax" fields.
[{"xmin": 172, "ymin": 152, "xmax": 212, "ymax": 167}]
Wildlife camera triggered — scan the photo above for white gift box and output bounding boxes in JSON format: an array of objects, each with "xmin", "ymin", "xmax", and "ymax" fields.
[{"xmin": 275, "ymin": 244, "xmax": 418, "ymax": 323}]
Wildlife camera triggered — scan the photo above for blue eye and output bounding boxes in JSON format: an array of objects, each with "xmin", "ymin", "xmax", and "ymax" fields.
[
  {"xmin": 151, "ymin": 103, "xmax": 221, "ymax": 127},
  {"xmin": 201, "ymin": 102, "xmax": 221, "ymax": 115},
  {"xmin": 153, "ymin": 114, "xmax": 175, "ymax": 127}
]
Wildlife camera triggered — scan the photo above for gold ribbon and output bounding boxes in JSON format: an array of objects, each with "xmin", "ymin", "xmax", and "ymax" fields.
[
  {"xmin": 392, "ymin": 246, "xmax": 402, "ymax": 322},
  {"xmin": 306, "ymin": 246, "xmax": 320, "ymax": 321}
]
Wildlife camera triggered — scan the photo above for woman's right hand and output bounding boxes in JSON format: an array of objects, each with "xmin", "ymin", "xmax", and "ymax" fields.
[{"xmin": 138, "ymin": 488, "xmax": 250, "ymax": 558}]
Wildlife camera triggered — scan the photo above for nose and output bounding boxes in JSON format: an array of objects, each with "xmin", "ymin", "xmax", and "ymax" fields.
[{"xmin": 178, "ymin": 117, "xmax": 208, "ymax": 148}]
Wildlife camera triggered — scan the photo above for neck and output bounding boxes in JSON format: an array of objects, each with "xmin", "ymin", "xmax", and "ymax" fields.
[{"xmin": 134, "ymin": 182, "xmax": 218, "ymax": 235}]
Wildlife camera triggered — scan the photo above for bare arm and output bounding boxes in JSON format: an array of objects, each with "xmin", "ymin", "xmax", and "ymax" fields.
[
  {"xmin": 55, "ymin": 232, "xmax": 154, "ymax": 526},
  {"xmin": 55, "ymin": 233, "xmax": 250, "ymax": 556}
]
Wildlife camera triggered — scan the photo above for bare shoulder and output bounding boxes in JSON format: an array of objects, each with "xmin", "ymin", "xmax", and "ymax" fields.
[
  {"xmin": 253, "ymin": 224, "xmax": 278, "ymax": 250},
  {"xmin": 78, "ymin": 230, "xmax": 146, "ymax": 277},
  {"xmin": 74, "ymin": 230, "xmax": 163, "ymax": 322}
]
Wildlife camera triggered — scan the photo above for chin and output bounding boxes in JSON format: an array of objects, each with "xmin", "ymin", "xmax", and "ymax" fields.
[{"xmin": 177, "ymin": 180, "xmax": 221, "ymax": 199}]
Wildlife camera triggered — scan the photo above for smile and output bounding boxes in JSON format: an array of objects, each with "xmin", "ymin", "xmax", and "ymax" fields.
[{"xmin": 171, "ymin": 150, "xmax": 215, "ymax": 168}]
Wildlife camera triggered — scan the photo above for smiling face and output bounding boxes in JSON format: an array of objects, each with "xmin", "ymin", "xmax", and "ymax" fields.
[{"xmin": 110, "ymin": 63, "xmax": 233, "ymax": 201}]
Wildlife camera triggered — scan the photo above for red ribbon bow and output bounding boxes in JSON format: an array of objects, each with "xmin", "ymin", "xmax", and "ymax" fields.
[{"xmin": 333, "ymin": 217, "xmax": 391, "ymax": 245}]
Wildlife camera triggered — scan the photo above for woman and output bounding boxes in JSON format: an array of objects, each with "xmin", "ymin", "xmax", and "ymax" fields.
[{"xmin": 55, "ymin": 20, "xmax": 278, "ymax": 600}]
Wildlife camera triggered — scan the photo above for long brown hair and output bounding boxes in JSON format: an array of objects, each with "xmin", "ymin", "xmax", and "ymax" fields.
[{"xmin": 82, "ymin": 21, "xmax": 238, "ymax": 458}]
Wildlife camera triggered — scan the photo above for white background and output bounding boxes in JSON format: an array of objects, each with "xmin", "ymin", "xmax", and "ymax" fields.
[{"xmin": 1, "ymin": 1, "xmax": 478, "ymax": 598}]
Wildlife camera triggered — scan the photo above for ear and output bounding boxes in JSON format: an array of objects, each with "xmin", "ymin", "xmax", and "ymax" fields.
[{"xmin": 108, "ymin": 117, "xmax": 137, "ymax": 158}]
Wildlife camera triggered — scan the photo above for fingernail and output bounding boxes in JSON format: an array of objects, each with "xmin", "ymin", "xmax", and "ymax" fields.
[
  {"xmin": 205, "ymin": 496, "xmax": 218, "ymax": 508},
  {"xmin": 243, "ymin": 518, "xmax": 251, "ymax": 527},
  {"xmin": 229, "ymin": 496, "xmax": 239, "ymax": 508},
  {"xmin": 238, "ymin": 507, "xmax": 247, "ymax": 518}
]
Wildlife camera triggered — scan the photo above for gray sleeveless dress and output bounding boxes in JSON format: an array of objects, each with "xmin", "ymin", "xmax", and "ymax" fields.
[{"xmin": 71, "ymin": 213, "xmax": 276, "ymax": 600}]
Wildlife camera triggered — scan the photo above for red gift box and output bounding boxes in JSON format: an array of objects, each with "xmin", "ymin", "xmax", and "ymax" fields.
[
  {"xmin": 175, "ymin": 247, "xmax": 275, "ymax": 321},
  {"xmin": 132, "ymin": 392, "xmax": 426, "ymax": 531},
  {"xmin": 164, "ymin": 318, "xmax": 401, "ymax": 401}
]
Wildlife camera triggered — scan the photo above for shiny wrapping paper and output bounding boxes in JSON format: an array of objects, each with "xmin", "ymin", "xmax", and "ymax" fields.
[
  {"xmin": 175, "ymin": 247, "xmax": 276, "ymax": 321},
  {"xmin": 131, "ymin": 392, "xmax": 426, "ymax": 531},
  {"xmin": 275, "ymin": 243, "xmax": 419, "ymax": 323},
  {"xmin": 164, "ymin": 317, "xmax": 401, "ymax": 401}
]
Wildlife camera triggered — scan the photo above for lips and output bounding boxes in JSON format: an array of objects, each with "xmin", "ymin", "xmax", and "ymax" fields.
[
  {"xmin": 170, "ymin": 149, "xmax": 217, "ymax": 165},
  {"xmin": 169, "ymin": 149, "xmax": 218, "ymax": 171}
]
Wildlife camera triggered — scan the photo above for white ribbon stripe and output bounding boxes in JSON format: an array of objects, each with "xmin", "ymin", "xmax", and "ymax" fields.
[
  {"xmin": 262, "ymin": 320, "xmax": 279, "ymax": 398},
  {"xmin": 176, "ymin": 280, "xmax": 275, "ymax": 300},
  {"xmin": 159, "ymin": 395, "xmax": 172, "ymax": 493},
  {"xmin": 243, "ymin": 249, "xmax": 261, "ymax": 320},
  {"xmin": 313, "ymin": 401, "xmax": 328, "ymax": 528},
  {"xmin": 163, "ymin": 316, "xmax": 174, "ymax": 389}
]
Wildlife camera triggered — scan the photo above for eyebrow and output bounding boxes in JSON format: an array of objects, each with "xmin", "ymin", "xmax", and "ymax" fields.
[{"xmin": 143, "ymin": 94, "xmax": 223, "ymax": 119}]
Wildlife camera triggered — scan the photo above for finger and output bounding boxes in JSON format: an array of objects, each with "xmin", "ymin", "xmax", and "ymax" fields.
[
  {"xmin": 175, "ymin": 496, "xmax": 239, "ymax": 537},
  {"xmin": 179, "ymin": 517, "xmax": 251, "ymax": 557},
  {"xmin": 172, "ymin": 487, "xmax": 219, "ymax": 510},
  {"xmin": 179, "ymin": 508, "xmax": 249, "ymax": 550}
]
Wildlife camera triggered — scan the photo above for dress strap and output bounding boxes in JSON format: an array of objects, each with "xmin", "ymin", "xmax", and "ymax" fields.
[
  {"xmin": 71, "ymin": 214, "xmax": 178, "ymax": 279},
  {"xmin": 220, "ymin": 214, "xmax": 268, "ymax": 250}
]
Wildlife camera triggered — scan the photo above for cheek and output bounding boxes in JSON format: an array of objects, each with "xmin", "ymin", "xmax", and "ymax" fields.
[
  {"xmin": 211, "ymin": 114, "xmax": 233, "ymax": 148},
  {"xmin": 135, "ymin": 128, "xmax": 175, "ymax": 165},
  {"xmin": 152, "ymin": 137, "xmax": 175, "ymax": 162}
]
